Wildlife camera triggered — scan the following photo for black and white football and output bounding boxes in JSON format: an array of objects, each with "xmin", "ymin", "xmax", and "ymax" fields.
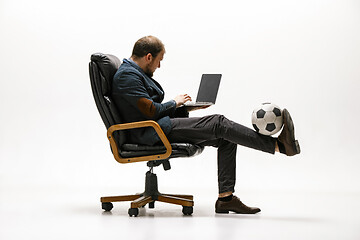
[{"xmin": 252, "ymin": 103, "xmax": 283, "ymax": 135}]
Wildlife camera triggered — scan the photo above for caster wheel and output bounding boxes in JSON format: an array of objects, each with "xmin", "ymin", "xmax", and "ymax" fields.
[
  {"xmin": 182, "ymin": 206, "xmax": 193, "ymax": 215},
  {"xmin": 128, "ymin": 208, "xmax": 139, "ymax": 217},
  {"xmin": 148, "ymin": 201, "xmax": 155, "ymax": 209},
  {"xmin": 102, "ymin": 202, "xmax": 113, "ymax": 211}
]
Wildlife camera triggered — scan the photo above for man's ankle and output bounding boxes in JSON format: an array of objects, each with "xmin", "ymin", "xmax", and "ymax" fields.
[{"xmin": 218, "ymin": 194, "xmax": 233, "ymax": 202}]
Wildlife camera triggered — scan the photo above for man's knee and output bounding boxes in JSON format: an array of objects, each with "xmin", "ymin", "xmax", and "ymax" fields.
[
  {"xmin": 211, "ymin": 114, "xmax": 226, "ymax": 123},
  {"xmin": 211, "ymin": 114, "xmax": 230, "ymax": 137}
]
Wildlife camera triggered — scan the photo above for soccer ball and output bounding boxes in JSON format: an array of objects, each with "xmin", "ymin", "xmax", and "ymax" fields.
[{"xmin": 252, "ymin": 103, "xmax": 283, "ymax": 135}]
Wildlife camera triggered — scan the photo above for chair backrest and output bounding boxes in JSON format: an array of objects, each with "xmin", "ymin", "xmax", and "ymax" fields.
[{"xmin": 89, "ymin": 53, "xmax": 126, "ymax": 146}]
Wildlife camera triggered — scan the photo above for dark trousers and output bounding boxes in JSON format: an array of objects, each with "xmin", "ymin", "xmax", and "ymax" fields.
[{"xmin": 167, "ymin": 114, "xmax": 276, "ymax": 194}]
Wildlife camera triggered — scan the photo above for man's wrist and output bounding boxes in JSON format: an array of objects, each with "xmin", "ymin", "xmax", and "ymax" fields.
[{"xmin": 173, "ymin": 99, "xmax": 180, "ymax": 108}]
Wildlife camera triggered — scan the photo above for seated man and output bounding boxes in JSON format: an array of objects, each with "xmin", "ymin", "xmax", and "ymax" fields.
[{"xmin": 112, "ymin": 36, "xmax": 301, "ymax": 214}]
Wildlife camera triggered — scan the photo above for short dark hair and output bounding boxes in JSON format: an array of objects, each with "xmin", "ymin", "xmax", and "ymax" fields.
[{"xmin": 131, "ymin": 36, "xmax": 165, "ymax": 59}]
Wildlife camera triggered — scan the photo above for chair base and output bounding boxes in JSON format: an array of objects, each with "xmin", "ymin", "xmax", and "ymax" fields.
[{"xmin": 100, "ymin": 171, "xmax": 194, "ymax": 216}]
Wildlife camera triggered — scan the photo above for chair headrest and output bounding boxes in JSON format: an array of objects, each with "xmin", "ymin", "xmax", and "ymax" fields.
[{"xmin": 91, "ymin": 53, "xmax": 122, "ymax": 94}]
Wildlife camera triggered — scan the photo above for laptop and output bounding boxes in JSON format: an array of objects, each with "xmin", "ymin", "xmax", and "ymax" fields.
[{"xmin": 184, "ymin": 74, "xmax": 222, "ymax": 107}]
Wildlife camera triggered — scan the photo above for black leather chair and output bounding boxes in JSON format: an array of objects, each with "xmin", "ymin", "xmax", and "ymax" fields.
[{"xmin": 89, "ymin": 53, "xmax": 204, "ymax": 216}]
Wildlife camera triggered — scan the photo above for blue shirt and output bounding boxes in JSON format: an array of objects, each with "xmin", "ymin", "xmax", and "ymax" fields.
[{"xmin": 112, "ymin": 58, "xmax": 188, "ymax": 145}]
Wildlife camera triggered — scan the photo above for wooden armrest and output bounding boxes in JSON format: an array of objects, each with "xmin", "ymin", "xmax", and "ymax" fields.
[{"xmin": 107, "ymin": 120, "xmax": 172, "ymax": 164}]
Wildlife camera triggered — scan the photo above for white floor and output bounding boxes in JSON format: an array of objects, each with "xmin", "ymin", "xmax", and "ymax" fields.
[{"xmin": 1, "ymin": 184, "xmax": 359, "ymax": 240}]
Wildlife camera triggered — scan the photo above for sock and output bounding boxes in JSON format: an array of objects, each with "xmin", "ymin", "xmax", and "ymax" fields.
[{"xmin": 218, "ymin": 194, "xmax": 233, "ymax": 202}]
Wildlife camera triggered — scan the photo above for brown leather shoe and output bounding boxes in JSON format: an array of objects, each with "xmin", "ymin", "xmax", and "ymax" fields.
[
  {"xmin": 277, "ymin": 109, "xmax": 301, "ymax": 156},
  {"xmin": 215, "ymin": 195, "xmax": 261, "ymax": 214}
]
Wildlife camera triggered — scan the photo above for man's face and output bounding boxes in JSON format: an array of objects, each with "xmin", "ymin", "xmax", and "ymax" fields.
[{"xmin": 144, "ymin": 50, "xmax": 165, "ymax": 77}]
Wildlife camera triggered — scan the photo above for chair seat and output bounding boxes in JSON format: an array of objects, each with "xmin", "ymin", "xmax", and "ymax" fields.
[{"xmin": 120, "ymin": 143, "xmax": 204, "ymax": 158}]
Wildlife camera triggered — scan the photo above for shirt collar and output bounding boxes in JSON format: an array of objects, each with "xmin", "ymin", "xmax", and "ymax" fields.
[{"xmin": 124, "ymin": 58, "xmax": 144, "ymax": 74}]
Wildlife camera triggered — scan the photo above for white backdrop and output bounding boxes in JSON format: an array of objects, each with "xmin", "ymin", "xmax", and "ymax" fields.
[{"xmin": 1, "ymin": 0, "xmax": 359, "ymax": 199}]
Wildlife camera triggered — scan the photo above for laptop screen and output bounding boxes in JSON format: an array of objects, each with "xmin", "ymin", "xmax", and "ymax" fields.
[{"xmin": 196, "ymin": 74, "xmax": 222, "ymax": 103}]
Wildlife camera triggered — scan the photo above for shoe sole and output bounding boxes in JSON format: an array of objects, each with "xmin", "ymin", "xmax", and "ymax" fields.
[
  {"xmin": 282, "ymin": 109, "xmax": 295, "ymax": 140},
  {"xmin": 294, "ymin": 140, "xmax": 301, "ymax": 155},
  {"xmin": 283, "ymin": 109, "xmax": 301, "ymax": 155},
  {"xmin": 215, "ymin": 209, "xmax": 261, "ymax": 214},
  {"xmin": 215, "ymin": 210, "xmax": 230, "ymax": 214}
]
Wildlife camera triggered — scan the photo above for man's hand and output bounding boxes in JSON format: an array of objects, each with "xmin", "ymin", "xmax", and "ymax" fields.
[{"xmin": 174, "ymin": 94, "xmax": 192, "ymax": 107}]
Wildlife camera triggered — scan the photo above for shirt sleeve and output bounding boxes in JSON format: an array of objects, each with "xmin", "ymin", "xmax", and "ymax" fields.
[{"xmin": 114, "ymin": 70, "xmax": 177, "ymax": 120}]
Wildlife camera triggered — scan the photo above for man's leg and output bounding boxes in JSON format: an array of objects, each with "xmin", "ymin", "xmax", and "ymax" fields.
[
  {"xmin": 194, "ymin": 138, "xmax": 261, "ymax": 214},
  {"xmin": 217, "ymin": 139, "xmax": 237, "ymax": 194},
  {"xmin": 168, "ymin": 114, "xmax": 277, "ymax": 154},
  {"xmin": 186, "ymin": 138, "xmax": 237, "ymax": 194}
]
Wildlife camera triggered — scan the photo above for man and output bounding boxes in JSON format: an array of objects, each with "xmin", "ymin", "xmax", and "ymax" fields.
[{"xmin": 112, "ymin": 36, "xmax": 301, "ymax": 214}]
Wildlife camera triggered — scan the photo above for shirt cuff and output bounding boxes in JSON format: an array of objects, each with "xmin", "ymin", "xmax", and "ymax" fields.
[{"xmin": 164, "ymin": 100, "xmax": 176, "ymax": 110}]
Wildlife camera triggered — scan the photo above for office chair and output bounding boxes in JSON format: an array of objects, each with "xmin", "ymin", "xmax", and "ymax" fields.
[{"xmin": 89, "ymin": 53, "xmax": 204, "ymax": 217}]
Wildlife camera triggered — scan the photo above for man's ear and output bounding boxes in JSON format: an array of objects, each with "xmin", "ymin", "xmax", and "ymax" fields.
[{"xmin": 145, "ymin": 53, "xmax": 152, "ymax": 62}]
